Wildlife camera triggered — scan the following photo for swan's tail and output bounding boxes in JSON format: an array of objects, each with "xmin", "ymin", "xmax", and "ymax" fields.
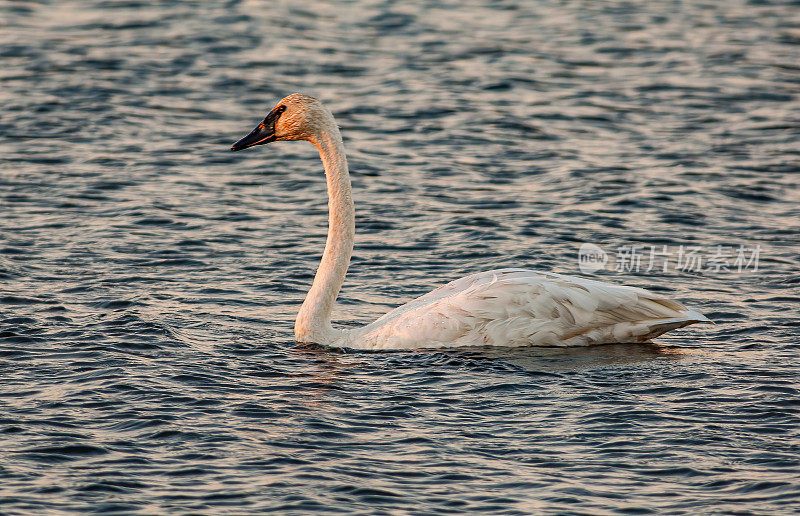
[{"xmin": 636, "ymin": 309, "xmax": 712, "ymax": 342}]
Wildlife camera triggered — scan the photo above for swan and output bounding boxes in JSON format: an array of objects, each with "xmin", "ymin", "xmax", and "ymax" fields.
[{"xmin": 230, "ymin": 93, "xmax": 710, "ymax": 350}]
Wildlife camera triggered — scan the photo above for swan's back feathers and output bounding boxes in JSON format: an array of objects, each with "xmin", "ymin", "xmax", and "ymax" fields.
[{"xmin": 347, "ymin": 269, "xmax": 708, "ymax": 350}]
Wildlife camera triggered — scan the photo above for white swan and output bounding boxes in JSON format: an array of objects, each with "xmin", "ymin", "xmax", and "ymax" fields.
[{"xmin": 231, "ymin": 93, "xmax": 710, "ymax": 350}]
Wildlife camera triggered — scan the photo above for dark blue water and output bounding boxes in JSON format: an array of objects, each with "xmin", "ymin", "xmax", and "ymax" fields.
[{"xmin": 2, "ymin": 0, "xmax": 800, "ymax": 513}]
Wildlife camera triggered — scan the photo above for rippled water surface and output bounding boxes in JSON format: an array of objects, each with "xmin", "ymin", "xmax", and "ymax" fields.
[{"xmin": 2, "ymin": 0, "xmax": 800, "ymax": 513}]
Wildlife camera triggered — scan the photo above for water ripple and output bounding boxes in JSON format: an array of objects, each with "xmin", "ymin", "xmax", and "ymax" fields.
[{"xmin": 1, "ymin": 0, "xmax": 799, "ymax": 513}]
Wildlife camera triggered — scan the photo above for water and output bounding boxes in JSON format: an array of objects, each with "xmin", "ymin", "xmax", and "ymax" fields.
[{"xmin": 2, "ymin": 0, "xmax": 799, "ymax": 513}]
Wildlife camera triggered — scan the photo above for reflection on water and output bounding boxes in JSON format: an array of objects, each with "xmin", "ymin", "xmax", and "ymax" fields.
[
  {"xmin": 475, "ymin": 342, "xmax": 703, "ymax": 371},
  {"xmin": 1, "ymin": 0, "xmax": 799, "ymax": 513}
]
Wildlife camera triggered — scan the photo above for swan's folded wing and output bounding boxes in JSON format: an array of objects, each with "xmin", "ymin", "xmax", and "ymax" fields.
[{"xmin": 357, "ymin": 269, "xmax": 707, "ymax": 349}]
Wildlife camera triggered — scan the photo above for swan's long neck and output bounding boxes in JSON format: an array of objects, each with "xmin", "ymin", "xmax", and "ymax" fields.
[{"xmin": 294, "ymin": 122, "xmax": 354, "ymax": 344}]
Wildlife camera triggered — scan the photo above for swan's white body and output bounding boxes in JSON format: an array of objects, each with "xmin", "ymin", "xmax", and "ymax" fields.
[
  {"xmin": 333, "ymin": 268, "xmax": 708, "ymax": 350},
  {"xmin": 232, "ymin": 94, "xmax": 709, "ymax": 350}
]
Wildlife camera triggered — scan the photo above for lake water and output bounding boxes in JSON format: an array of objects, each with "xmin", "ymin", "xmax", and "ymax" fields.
[{"xmin": 2, "ymin": 0, "xmax": 799, "ymax": 513}]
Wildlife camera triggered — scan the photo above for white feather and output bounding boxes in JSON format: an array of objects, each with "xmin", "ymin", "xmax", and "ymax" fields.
[{"xmin": 340, "ymin": 269, "xmax": 709, "ymax": 350}]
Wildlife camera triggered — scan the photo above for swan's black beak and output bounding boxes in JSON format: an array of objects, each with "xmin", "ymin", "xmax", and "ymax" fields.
[{"xmin": 230, "ymin": 105, "xmax": 285, "ymax": 151}]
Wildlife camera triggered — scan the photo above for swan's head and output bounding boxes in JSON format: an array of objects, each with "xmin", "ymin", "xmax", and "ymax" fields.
[{"xmin": 230, "ymin": 93, "xmax": 333, "ymax": 151}]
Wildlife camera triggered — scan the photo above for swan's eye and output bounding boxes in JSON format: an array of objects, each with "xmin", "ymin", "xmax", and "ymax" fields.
[{"xmin": 278, "ymin": 105, "xmax": 286, "ymax": 113}]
